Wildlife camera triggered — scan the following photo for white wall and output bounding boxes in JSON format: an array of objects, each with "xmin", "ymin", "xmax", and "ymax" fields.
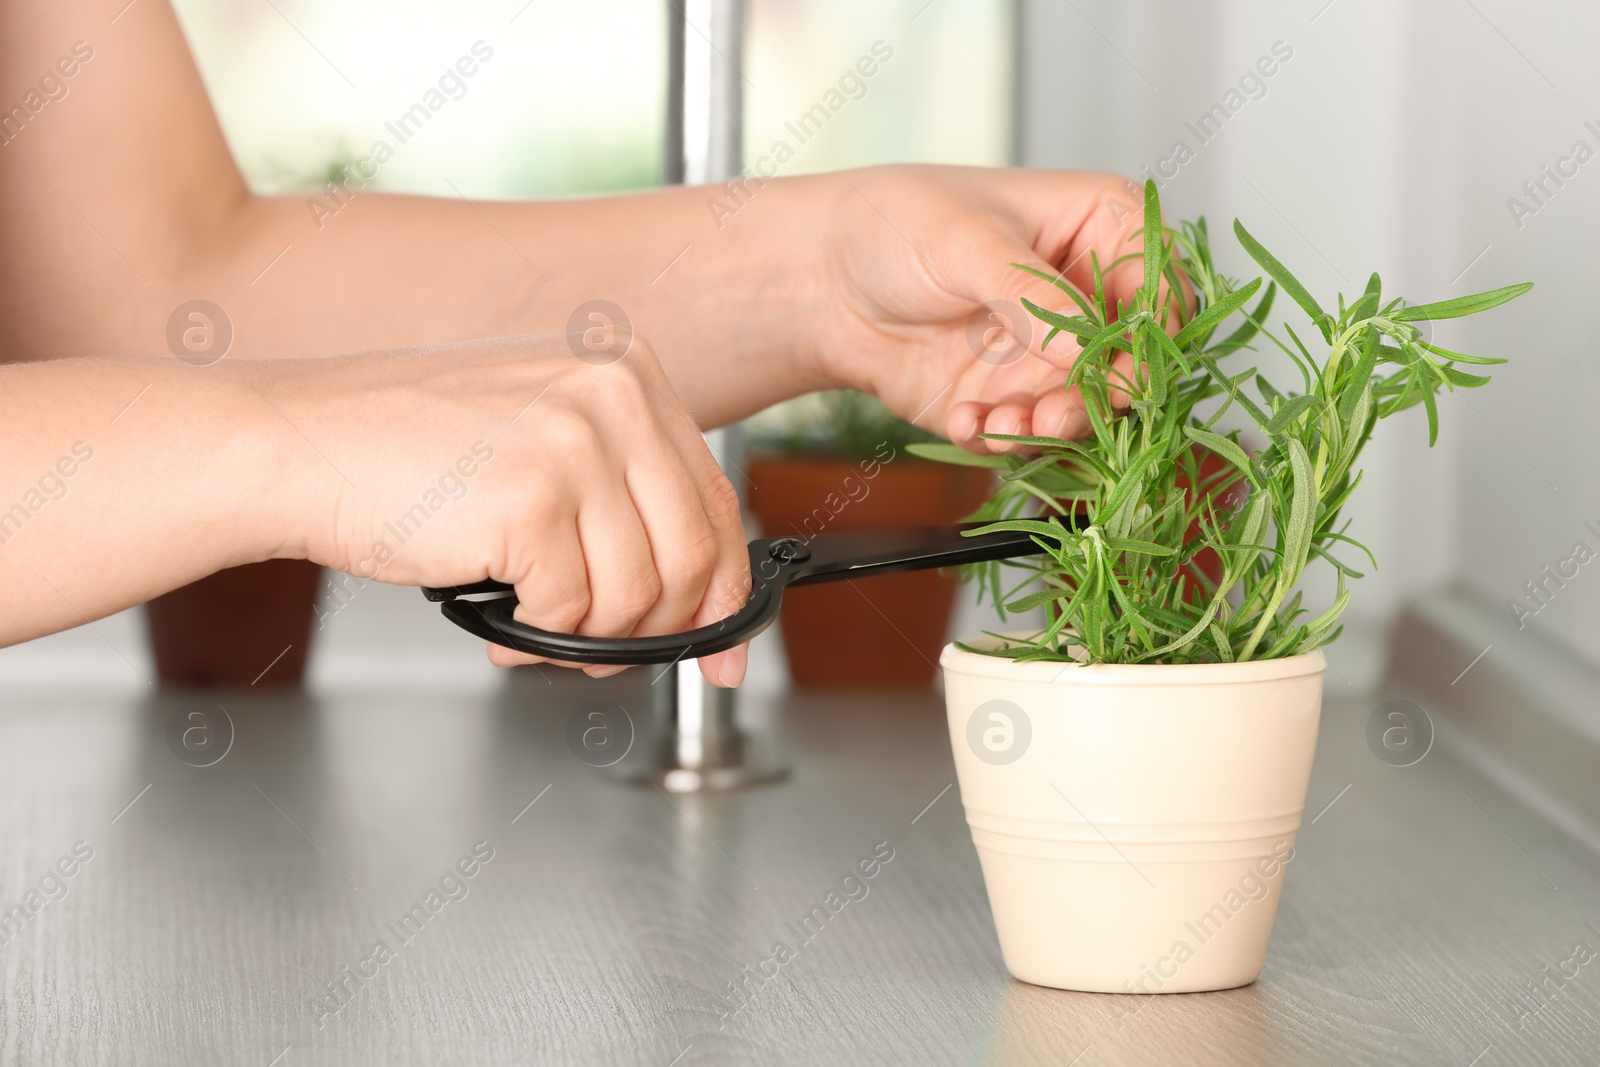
[
  {"xmin": 1414, "ymin": 0, "xmax": 1600, "ymax": 668},
  {"xmin": 1016, "ymin": 0, "xmax": 1595, "ymax": 670}
]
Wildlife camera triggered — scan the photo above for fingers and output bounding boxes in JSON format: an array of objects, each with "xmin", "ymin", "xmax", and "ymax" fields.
[
  {"xmin": 622, "ymin": 450, "xmax": 749, "ymax": 689},
  {"xmin": 1030, "ymin": 389, "xmax": 1090, "ymax": 441},
  {"xmin": 945, "ymin": 173, "xmax": 1195, "ymax": 452},
  {"xmin": 573, "ymin": 482, "xmax": 660, "ymax": 642},
  {"xmin": 686, "ymin": 476, "xmax": 750, "ymax": 689},
  {"xmin": 979, "ymin": 400, "xmax": 1033, "ymax": 451},
  {"xmin": 661, "ymin": 430, "xmax": 751, "ymax": 689},
  {"xmin": 621, "ymin": 362, "xmax": 753, "ymax": 687},
  {"xmin": 951, "ymin": 391, "xmax": 1093, "ymax": 455},
  {"xmin": 490, "ymin": 462, "xmax": 719, "ymax": 680},
  {"xmin": 945, "ymin": 402, "xmax": 983, "ymax": 451},
  {"xmin": 1059, "ymin": 174, "xmax": 1196, "ymax": 333},
  {"xmin": 490, "ymin": 423, "xmax": 664, "ymax": 677},
  {"xmin": 1057, "ymin": 176, "xmax": 1146, "ymax": 320},
  {"xmin": 622, "ymin": 455, "xmax": 719, "ymax": 641},
  {"xmin": 947, "ymin": 400, "xmax": 1031, "ymax": 453},
  {"xmin": 489, "ymin": 506, "xmax": 589, "ymax": 671},
  {"xmin": 482, "ymin": 368, "xmax": 750, "ymax": 686}
]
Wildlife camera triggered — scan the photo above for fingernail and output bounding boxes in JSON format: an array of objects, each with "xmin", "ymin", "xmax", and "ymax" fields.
[
  {"xmin": 715, "ymin": 644, "xmax": 748, "ymax": 688},
  {"xmin": 586, "ymin": 664, "xmax": 629, "ymax": 679},
  {"xmin": 1056, "ymin": 406, "xmax": 1090, "ymax": 440}
]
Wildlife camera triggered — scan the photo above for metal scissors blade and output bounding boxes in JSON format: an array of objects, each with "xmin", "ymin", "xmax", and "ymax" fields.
[{"xmin": 421, "ymin": 521, "xmax": 1056, "ymax": 665}]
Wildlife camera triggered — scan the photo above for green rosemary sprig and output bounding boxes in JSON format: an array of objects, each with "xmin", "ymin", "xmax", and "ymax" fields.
[{"xmin": 910, "ymin": 180, "xmax": 1530, "ymax": 665}]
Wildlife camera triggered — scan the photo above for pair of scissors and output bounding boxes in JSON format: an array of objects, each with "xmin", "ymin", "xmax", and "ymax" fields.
[{"xmin": 421, "ymin": 522, "xmax": 1051, "ymax": 665}]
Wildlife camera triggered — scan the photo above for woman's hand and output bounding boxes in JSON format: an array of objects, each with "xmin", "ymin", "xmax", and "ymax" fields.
[
  {"xmin": 808, "ymin": 166, "xmax": 1158, "ymax": 453},
  {"xmin": 0, "ymin": 336, "xmax": 751, "ymax": 681},
  {"xmin": 276, "ymin": 334, "xmax": 751, "ymax": 684}
]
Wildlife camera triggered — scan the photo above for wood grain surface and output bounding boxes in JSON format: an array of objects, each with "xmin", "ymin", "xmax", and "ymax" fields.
[{"xmin": 0, "ymin": 670, "xmax": 1596, "ymax": 1066}]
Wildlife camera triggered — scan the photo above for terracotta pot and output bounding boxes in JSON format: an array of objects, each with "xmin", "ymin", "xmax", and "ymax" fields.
[
  {"xmin": 745, "ymin": 454, "xmax": 991, "ymax": 690},
  {"xmin": 145, "ymin": 559, "xmax": 323, "ymax": 687},
  {"xmin": 942, "ymin": 637, "xmax": 1326, "ymax": 993}
]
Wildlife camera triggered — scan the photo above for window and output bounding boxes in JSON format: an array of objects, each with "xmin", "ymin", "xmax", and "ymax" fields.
[{"xmin": 174, "ymin": 0, "xmax": 1012, "ymax": 198}]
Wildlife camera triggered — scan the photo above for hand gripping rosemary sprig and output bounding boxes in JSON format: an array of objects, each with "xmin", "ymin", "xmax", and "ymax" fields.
[{"xmin": 910, "ymin": 180, "xmax": 1531, "ymax": 665}]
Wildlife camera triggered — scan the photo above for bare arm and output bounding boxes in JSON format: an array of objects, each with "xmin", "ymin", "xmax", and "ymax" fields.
[
  {"xmin": 0, "ymin": 0, "xmax": 1153, "ymax": 441},
  {"xmin": 0, "ymin": 357, "xmax": 299, "ymax": 640},
  {"xmin": 0, "ymin": 339, "xmax": 753, "ymax": 685},
  {"xmin": 0, "ymin": 0, "xmax": 1165, "ymax": 675},
  {"xmin": 0, "ymin": 0, "xmax": 825, "ymax": 427}
]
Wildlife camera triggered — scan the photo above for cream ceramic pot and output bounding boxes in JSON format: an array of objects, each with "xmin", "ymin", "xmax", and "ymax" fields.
[{"xmin": 941, "ymin": 639, "xmax": 1326, "ymax": 993}]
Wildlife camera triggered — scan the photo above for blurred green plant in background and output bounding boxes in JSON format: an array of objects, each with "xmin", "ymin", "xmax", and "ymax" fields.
[{"xmin": 746, "ymin": 391, "xmax": 935, "ymax": 459}]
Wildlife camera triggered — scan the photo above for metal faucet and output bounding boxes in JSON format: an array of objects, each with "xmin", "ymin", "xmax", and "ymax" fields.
[{"xmin": 644, "ymin": 0, "xmax": 787, "ymax": 792}]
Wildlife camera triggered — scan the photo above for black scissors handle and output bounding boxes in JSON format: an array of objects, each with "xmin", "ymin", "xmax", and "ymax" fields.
[{"xmin": 420, "ymin": 522, "xmax": 1051, "ymax": 665}]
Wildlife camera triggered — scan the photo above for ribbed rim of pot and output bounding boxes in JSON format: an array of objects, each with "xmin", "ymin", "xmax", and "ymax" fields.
[{"xmin": 940, "ymin": 635, "xmax": 1326, "ymax": 686}]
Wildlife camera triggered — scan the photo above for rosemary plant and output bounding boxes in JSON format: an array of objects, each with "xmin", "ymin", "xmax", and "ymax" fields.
[{"xmin": 910, "ymin": 181, "xmax": 1530, "ymax": 665}]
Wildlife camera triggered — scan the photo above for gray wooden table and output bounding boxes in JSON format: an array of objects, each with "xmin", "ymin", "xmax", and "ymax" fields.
[{"xmin": 1, "ymin": 669, "xmax": 1597, "ymax": 1066}]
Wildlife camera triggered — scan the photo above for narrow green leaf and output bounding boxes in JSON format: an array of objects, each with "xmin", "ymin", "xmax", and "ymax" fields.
[
  {"xmin": 1337, "ymin": 326, "xmax": 1381, "ymax": 420},
  {"xmin": 1280, "ymin": 323, "xmax": 1318, "ymax": 391},
  {"xmin": 1001, "ymin": 453, "xmax": 1065, "ymax": 482},
  {"xmin": 1173, "ymin": 277, "xmax": 1262, "ymax": 350},
  {"xmin": 966, "ymin": 518, "xmax": 1075, "ymax": 542},
  {"xmin": 1210, "ymin": 620, "xmax": 1235, "ymax": 662},
  {"xmin": 1211, "ymin": 282, "xmax": 1277, "ymax": 355},
  {"xmin": 1018, "ymin": 299, "xmax": 1100, "ymax": 341},
  {"xmin": 1013, "ymin": 264, "xmax": 1100, "ymax": 321},
  {"xmin": 1435, "ymin": 364, "xmax": 1494, "ymax": 389},
  {"xmin": 1101, "ymin": 447, "xmax": 1166, "ymax": 527},
  {"xmin": 905, "ymin": 442, "xmax": 1009, "ymax": 468},
  {"xmin": 1266, "ymin": 394, "xmax": 1322, "ymax": 436},
  {"xmin": 1147, "ymin": 323, "xmax": 1187, "ymax": 400},
  {"xmin": 1240, "ymin": 487, "xmax": 1272, "ymax": 548},
  {"xmin": 1301, "ymin": 579, "xmax": 1351, "ymax": 639},
  {"xmin": 1090, "ymin": 250, "xmax": 1108, "ymax": 328},
  {"xmin": 1321, "ymin": 529, "xmax": 1379, "ymax": 571},
  {"xmin": 1101, "ymin": 535, "xmax": 1178, "ymax": 557},
  {"xmin": 1232, "ymin": 219, "xmax": 1332, "ymax": 341},
  {"xmin": 1132, "ymin": 599, "xmax": 1221, "ymax": 662},
  {"xmin": 1079, "ymin": 316, "xmax": 1134, "ymax": 365},
  {"xmin": 1347, "ymin": 272, "xmax": 1382, "ymax": 323},
  {"xmin": 1142, "ymin": 179, "xmax": 1162, "ymax": 303},
  {"xmin": 1391, "ymin": 282, "xmax": 1533, "ymax": 322},
  {"xmin": 1283, "ymin": 438, "xmax": 1317, "ymax": 577},
  {"xmin": 1416, "ymin": 339, "xmax": 1508, "ymax": 366},
  {"xmin": 978, "ymin": 433, "xmax": 1075, "ymax": 448},
  {"xmin": 1182, "ymin": 426, "xmax": 1261, "ymax": 489},
  {"xmin": 1309, "ymin": 543, "xmax": 1364, "ymax": 580},
  {"xmin": 1200, "ymin": 355, "xmax": 1272, "ymax": 429},
  {"xmin": 1421, "ymin": 383, "xmax": 1440, "ymax": 445},
  {"xmin": 1340, "ymin": 383, "xmax": 1374, "ymax": 469},
  {"xmin": 1004, "ymin": 585, "xmax": 1076, "ymax": 613}
]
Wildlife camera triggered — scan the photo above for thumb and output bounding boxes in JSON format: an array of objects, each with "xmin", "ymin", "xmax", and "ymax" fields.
[{"xmin": 947, "ymin": 229, "xmax": 1095, "ymax": 372}]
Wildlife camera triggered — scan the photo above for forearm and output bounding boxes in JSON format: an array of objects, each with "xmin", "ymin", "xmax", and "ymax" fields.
[
  {"xmin": 0, "ymin": 358, "xmax": 302, "ymax": 645},
  {"xmin": 0, "ymin": 0, "xmax": 838, "ymax": 429},
  {"xmin": 171, "ymin": 179, "xmax": 838, "ymax": 425},
  {"xmin": 6, "ymin": 178, "xmax": 837, "ymax": 429},
  {"xmin": 3, "ymin": 0, "xmax": 1140, "ymax": 459},
  {"xmin": 2, "ymin": 80, "xmax": 837, "ymax": 430}
]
